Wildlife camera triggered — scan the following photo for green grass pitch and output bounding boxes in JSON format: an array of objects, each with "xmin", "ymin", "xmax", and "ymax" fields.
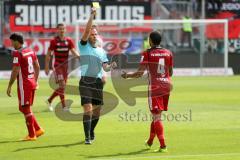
[{"xmin": 0, "ymin": 76, "xmax": 240, "ymax": 160}]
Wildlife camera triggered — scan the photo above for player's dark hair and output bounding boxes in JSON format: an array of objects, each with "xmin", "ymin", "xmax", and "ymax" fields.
[
  {"xmin": 149, "ymin": 31, "xmax": 162, "ymax": 45},
  {"xmin": 57, "ymin": 23, "xmax": 65, "ymax": 28},
  {"xmin": 9, "ymin": 32, "xmax": 24, "ymax": 44}
]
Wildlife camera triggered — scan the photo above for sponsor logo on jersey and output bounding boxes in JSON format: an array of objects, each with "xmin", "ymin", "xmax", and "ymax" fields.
[
  {"xmin": 56, "ymin": 48, "xmax": 69, "ymax": 51},
  {"xmin": 13, "ymin": 57, "xmax": 18, "ymax": 63}
]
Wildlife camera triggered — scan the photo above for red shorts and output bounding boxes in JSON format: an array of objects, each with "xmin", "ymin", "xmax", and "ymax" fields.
[
  {"xmin": 148, "ymin": 94, "xmax": 170, "ymax": 114},
  {"xmin": 53, "ymin": 66, "xmax": 68, "ymax": 83},
  {"xmin": 17, "ymin": 88, "xmax": 35, "ymax": 107}
]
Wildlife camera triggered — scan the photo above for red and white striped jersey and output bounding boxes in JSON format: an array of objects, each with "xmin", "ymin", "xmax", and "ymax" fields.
[{"xmin": 48, "ymin": 36, "xmax": 74, "ymax": 68}]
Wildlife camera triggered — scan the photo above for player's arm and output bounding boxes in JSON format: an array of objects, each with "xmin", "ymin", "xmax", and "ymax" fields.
[
  {"xmin": 45, "ymin": 49, "xmax": 52, "ymax": 75},
  {"xmin": 102, "ymin": 62, "xmax": 117, "ymax": 72},
  {"xmin": 81, "ymin": 8, "xmax": 96, "ymax": 41},
  {"xmin": 169, "ymin": 52, "xmax": 173, "ymax": 77},
  {"xmin": 7, "ymin": 66, "xmax": 20, "ymax": 97},
  {"xmin": 33, "ymin": 59, "xmax": 40, "ymax": 82},
  {"xmin": 70, "ymin": 48, "xmax": 80, "ymax": 59},
  {"xmin": 122, "ymin": 65, "xmax": 146, "ymax": 79}
]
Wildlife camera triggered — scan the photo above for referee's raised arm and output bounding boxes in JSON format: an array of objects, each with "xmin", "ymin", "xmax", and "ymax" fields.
[{"xmin": 81, "ymin": 8, "xmax": 96, "ymax": 41}]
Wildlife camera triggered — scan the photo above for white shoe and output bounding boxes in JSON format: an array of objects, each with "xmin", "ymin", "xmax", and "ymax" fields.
[
  {"xmin": 45, "ymin": 99, "xmax": 53, "ymax": 112},
  {"xmin": 63, "ymin": 107, "xmax": 70, "ymax": 112}
]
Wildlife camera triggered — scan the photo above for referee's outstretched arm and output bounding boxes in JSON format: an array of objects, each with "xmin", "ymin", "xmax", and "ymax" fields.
[{"xmin": 81, "ymin": 7, "xmax": 96, "ymax": 41}]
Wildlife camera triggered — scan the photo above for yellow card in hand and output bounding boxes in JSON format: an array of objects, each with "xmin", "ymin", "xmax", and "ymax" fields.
[{"xmin": 92, "ymin": 2, "xmax": 100, "ymax": 8}]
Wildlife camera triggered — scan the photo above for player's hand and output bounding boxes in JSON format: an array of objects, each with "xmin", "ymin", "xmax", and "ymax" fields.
[
  {"xmin": 36, "ymin": 81, "xmax": 39, "ymax": 90},
  {"xmin": 110, "ymin": 62, "xmax": 117, "ymax": 69},
  {"xmin": 121, "ymin": 71, "xmax": 128, "ymax": 79},
  {"xmin": 6, "ymin": 86, "xmax": 12, "ymax": 97},
  {"xmin": 45, "ymin": 67, "xmax": 49, "ymax": 75},
  {"xmin": 91, "ymin": 7, "xmax": 97, "ymax": 16}
]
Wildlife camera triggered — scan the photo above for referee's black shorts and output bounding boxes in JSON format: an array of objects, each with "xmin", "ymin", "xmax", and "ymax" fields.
[{"xmin": 79, "ymin": 76, "xmax": 104, "ymax": 106}]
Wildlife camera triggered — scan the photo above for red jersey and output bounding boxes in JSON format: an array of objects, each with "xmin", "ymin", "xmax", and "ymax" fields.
[
  {"xmin": 140, "ymin": 47, "xmax": 173, "ymax": 96},
  {"xmin": 48, "ymin": 36, "xmax": 74, "ymax": 68},
  {"xmin": 12, "ymin": 47, "xmax": 38, "ymax": 90}
]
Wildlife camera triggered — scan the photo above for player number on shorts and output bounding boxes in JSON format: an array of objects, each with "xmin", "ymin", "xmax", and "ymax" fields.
[
  {"xmin": 157, "ymin": 58, "xmax": 165, "ymax": 75},
  {"xmin": 28, "ymin": 57, "xmax": 34, "ymax": 73}
]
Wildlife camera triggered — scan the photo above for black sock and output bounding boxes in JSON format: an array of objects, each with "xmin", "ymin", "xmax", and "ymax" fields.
[
  {"xmin": 90, "ymin": 115, "xmax": 99, "ymax": 136},
  {"xmin": 83, "ymin": 115, "xmax": 91, "ymax": 140}
]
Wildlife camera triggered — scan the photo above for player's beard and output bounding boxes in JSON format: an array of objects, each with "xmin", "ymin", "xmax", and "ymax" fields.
[{"xmin": 89, "ymin": 40, "xmax": 97, "ymax": 47}]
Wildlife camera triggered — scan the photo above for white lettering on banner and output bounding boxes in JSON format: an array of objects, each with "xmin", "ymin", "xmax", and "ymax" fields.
[
  {"xmin": 71, "ymin": 6, "xmax": 93, "ymax": 22},
  {"xmin": 106, "ymin": 6, "xmax": 117, "ymax": 20},
  {"xmin": 222, "ymin": 3, "xmax": 240, "ymax": 11},
  {"xmin": 207, "ymin": 2, "xmax": 240, "ymax": 11},
  {"xmin": 119, "ymin": 7, "xmax": 131, "ymax": 20},
  {"xmin": 15, "ymin": 5, "xmax": 28, "ymax": 25},
  {"xmin": 44, "ymin": 6, "xmax": 57, "ymax": 28},
  {"xmin": 30, "ymin": 6, "xmax": 42, "ymax": 25},
  {"xmin": 106, "ymin": 6, "xmax": 144, "ymax": 20},
  {"xmin": 58, "ymin": 6, "xmax": 70, "ymax": 24},
  {"xmin": 14, "ymin": 5, "xmax": 145, "ymax": 27},
  {"xmin": 132, "ymin": 7, "xmax": 144, "ymax": 20}
]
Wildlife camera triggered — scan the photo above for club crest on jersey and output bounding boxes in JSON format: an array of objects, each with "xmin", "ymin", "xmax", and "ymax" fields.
[
  {"xmin": 13, "ymin": 57, "xmax": 18, "ymax": 63},
  {"xmin": 65, "ymin": 41, "xmax": 68, "ymax": 45}
]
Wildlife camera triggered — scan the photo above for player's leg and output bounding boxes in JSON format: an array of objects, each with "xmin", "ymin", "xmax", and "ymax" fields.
[
  {"xmin": 19, "ymin": 105, "xmax": 36, "ymax": 140},
  {"xmin": 57, "ymin": 79, "xmax": 67, "ymax": 109},
  {"xmin": 90, "ymin": 79, "xmax": 103, "ymax": 141},
  {"xmin": 47, "ymin": 70, "xmax": 60, "ymax": 105},
  {"xmin": 91, "ymin": 105, "xmax": 101, "ymax": 141},
  {"xmin": 79, "ymin": 78, "xmax": 93, "ymax": 144},
  {"xmin": 17, "ymin": 88, "xmax": 36, "ymax": 140},
  {"xmin": 152, "ymin": 95, "xmax": 170, "ymax": 152},
  {"xmin": 145, "ymin": 94, "xmax": 156, "ymax": 148},
  {"xmin": 83, "ymin": 103, "xmax": 92, "ymax": 144},
  {"xmin": 46, "ymin": 68, "xmax": 63, "ymax": 111},
  {"xmin": 30, "ymin": 90, "xmax": 45, "ymax": 137},
  {"xmin": 145, "ymin": 120, "xmax": 156, "ymax": 149},
  {"xmin": 152, "ymin": 112, "xmax": 167, "ymax": 150},
  {"xmin": 47, "ymin": 91, "xmax": 58, "ymax": 104}
]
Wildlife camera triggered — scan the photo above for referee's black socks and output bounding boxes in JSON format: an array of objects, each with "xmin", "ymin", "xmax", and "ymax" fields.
[
  {"xmin": 83, "ymin": 114, "xmax": 91, "ymax": 140},
  {"xmin": 91, "ymin": 115, "xmax": 99, "ymax": 137}
]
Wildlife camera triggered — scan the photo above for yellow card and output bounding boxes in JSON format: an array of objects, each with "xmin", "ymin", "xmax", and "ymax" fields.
[{"xmin": 92, "ymin": 2, "xmax": 100, "ymax": 8}]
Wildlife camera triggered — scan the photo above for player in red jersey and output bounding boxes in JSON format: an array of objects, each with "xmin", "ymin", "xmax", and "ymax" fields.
[
  {"xmin": 45, "ymin": 23, "xmax": 80, "ymax": 111},
  {"xmin": 7, "ymin": 33, "xmax": 44, "ymax": 141},
  {"xmin": 122, "ymin": 31, "xmax": 173, "ymax": 152}
]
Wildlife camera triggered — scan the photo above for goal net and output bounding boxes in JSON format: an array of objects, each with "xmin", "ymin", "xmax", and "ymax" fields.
[{"xmin": 74, "ymin": 19, "xmax": 232, "ymax": 76}]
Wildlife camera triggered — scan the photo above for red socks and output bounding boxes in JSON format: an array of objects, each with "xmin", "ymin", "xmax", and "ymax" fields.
[
  {"xmin": 49, "ymin": 88, "xmax": 65, "ymax": 108},
  {"xmin": 25, "ymin": 113, "xmax": 35, "ymax": 137},
  {"xmin": 48, "ymin": 90, "xmax": 59, "ymax": 102},
  {"xmin": 147, "ymin": 121, "xmax": 156, "ymax": 145},
  {"xmin": 59, "ymin": 94, "xmax": 66, "ymax": 108},
  {"xmin": 154, "ymin": 120, "xmax": 166, "ymax": 148},
  {"xmin": 20, "ymin": 106, "xmax": 41, "ymax": 138},
  {"xmin": 32, "ymin": 115, "xmax": 40, "ymax": 131}
]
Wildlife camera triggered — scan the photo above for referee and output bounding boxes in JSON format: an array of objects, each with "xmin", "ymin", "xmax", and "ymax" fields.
[{"xmin": 78, "ymin": 7, "xmax": 116, "ymax": 144}]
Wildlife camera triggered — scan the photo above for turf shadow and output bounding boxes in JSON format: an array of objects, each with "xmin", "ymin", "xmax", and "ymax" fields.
[
  {"xmin": 0, "ymin": 140, "xmax": 22, "ymax": 144},
  {"xmin": 83, "ymin": 148, "xmax": 150, "ymax": 159},
  {"xmin": 13, "ymin": 141, "xmax": 85, "ymax": 152},
  {"xmin": 8, "ymin": 109, "xmax": 53, "ymax": 115}
]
